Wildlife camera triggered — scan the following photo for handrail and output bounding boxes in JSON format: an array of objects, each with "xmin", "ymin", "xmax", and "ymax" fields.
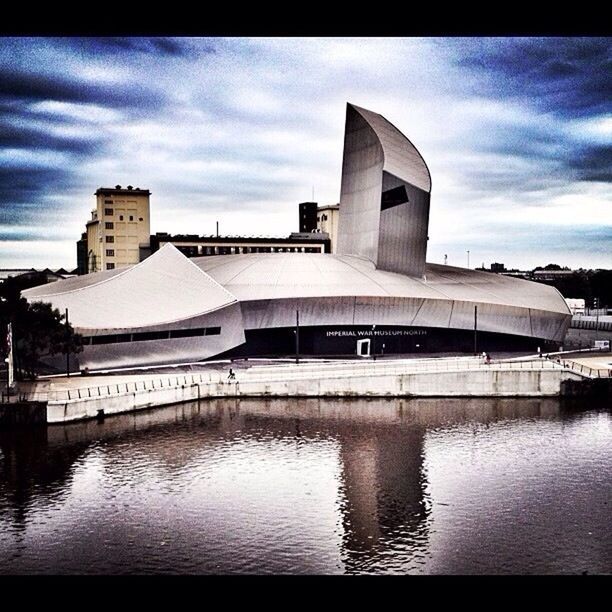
[
  {"xmin": 46, "ymin": 355, "xmax": 611, "ymax": 403},
  {"xmin": 543, "ymin": 354, "xmax": 611, "ymax": 379}
]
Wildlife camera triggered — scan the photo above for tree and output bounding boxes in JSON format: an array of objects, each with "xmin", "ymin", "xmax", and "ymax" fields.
[{"xmin": 0, "ymin": 277, "xmax": 83, "ymax": 380}]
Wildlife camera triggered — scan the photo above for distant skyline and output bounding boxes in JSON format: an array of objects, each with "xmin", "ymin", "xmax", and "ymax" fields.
[{"xmin": 0, "ymin": 37, "xmax": 610, "ymax": 270}]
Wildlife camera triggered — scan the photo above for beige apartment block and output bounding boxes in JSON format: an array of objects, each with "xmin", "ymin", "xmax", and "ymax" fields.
[
  {"xmin": 86, "ymin": 185, "xmax": 151, "ymax": 273},
  {"xmin": 317, "ymin": 204, "xmax": 339, "ymax": 253}
]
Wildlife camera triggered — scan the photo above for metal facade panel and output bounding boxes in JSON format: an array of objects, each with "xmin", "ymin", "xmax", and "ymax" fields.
[
  {"xmin": 449, "ymin": 301, "xmax": 533, "ymax": 337},
  {"xmin": 350, "ymin": 104, "xmax": 432, "ymax": 192},
  {"xmin": 378, "ymin": 173, "xmax": 430, "ymax": 277},
  {"xmin": 411, "ymin": 298, "xmax": 455, "ymax": 328},
  {"xmin": 73, "ymin": 302, "xmax": 245, "ymax": 370},
  {"xmin": 352, "ymin": 296, "xmax": 424, "ymax": 326},
  {"xmin": 530, "ymin": 309, "xmax": 573, "ymax": 342},
  {"xmin": 241, "ymin": 297, "xmax": 358, "ymax": 329},
  {"xmin": 337, "ymin": 103, "xmax": 432, "ymax": 277},
  {"xmin": 337, "ymin": 105, "xmax": 385, "ymax": 264}
]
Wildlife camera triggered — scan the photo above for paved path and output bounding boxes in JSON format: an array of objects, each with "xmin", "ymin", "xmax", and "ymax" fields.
[{"xmin": 567, "ymin": 353, "xmax": 612, "ymax": 369}]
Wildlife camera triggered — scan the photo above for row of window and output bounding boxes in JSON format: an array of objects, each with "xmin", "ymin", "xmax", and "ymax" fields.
[
  {"xmin": 104, "ymin": 216, "xmax": 139, "ymax": 224},
  {"xmin": 84, "ymin": 327, "xmax": 221, "ymax": 345},
  {"xmin": 173, "ymin": 245, "xmax": 323, "ymax": 257}
]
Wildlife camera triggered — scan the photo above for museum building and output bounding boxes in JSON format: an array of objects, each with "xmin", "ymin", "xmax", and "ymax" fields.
[{"xmin": 23, "ymin": 103, "xmax": 572, "ymax": 371}]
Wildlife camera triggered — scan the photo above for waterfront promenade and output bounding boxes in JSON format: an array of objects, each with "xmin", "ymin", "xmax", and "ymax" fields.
[{"xmin": 3, "ymin": 352, "xmax": 608, "ymax": 424}]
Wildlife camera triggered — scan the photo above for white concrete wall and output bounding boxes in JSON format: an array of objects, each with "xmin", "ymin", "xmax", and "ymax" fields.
[
  {"xmin": 199, "ymin": 369, "xmax": 581, "ymax": 399},
  {"xmin": 47, "ymin": 367, "xmax": 583, "ymax": 423},
  {"xmin": 48, "ymin": 383, "xmax": 201, "ymax": 424}
]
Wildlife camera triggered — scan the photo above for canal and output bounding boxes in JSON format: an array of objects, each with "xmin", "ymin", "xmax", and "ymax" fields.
[{"xmin": 0, "ymin": 397, "xmax": 610, "ymax": 574}]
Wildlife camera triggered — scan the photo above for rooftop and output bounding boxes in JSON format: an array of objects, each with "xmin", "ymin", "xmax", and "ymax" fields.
[{"xmin": 95, "ymin": 185, "xmax": 151, "ymax": 196}]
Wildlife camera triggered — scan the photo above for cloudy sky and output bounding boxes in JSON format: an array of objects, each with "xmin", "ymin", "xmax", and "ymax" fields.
[{"xmin": 0, "ymin": 37, "xmax": 610, "ymax": 270}]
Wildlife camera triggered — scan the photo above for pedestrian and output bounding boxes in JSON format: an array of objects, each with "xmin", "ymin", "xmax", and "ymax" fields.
[
  {"xmin": 227, "ymin": 368, "xmax": 235, "ymax": 380},
  {"xmin": 485, "ymin": 353, "xmax": 491, "ymax": 365}
]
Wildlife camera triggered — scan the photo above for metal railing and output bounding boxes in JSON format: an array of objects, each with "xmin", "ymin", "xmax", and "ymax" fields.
[
  {"xmin": 46, "ymin": 354, "xmax": 611, "ymax": 403},
  {"xmin": 236, "ymin": 357, "xmax": 566, "ymax": 383},
  {"xmin": 49, "ymin": 372, "xmax": 211, "ymax": 402},
  {"xmin": 570, "ymin": 318, "xmax": 612, "ymax": 331},
  {"xmin": 544, "ymin": 355, "xmax": 612, "ymax": 379}
]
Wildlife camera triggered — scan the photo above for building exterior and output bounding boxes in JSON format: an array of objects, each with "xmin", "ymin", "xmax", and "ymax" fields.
[
  {"xmin": 0, "ymin": 268, "xmax": 75, "ymax": 289},
  {"xmin": 298, "ymin": 202, "xmax": 318, "ymax": 233},
  {"xmin": 533, "ymin": 269, "xmax": 574, "ymax": 282},
  {"xmin": 298, "ymin": 202, "xmax": 340, "ymax": 253},
  {"xmin": 76, "ymin": 232, "xmax": 87, "ymax": 275},
  {"xmin": 26, "ymin": 103, "xmax": 572, "ymax": 372},
  {"xmin": 317, "ymin": 204, "xmax": 339, "ymax": 254},
  {"xmin": 150, "ymin": 232, "xmax": 330, "ymax": 257},
  {"xmin": 82, "ymin": 185, "xmax": 151, "ymax": 273},
  {"xmin": 565, "ymin": 298, "xmax": 586, "ymax": 315}
]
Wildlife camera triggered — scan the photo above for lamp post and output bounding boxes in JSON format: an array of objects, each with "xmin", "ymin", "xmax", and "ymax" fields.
[
  {"xmin": 467, "ymin": 250, "xmax": 470, "ymax": 269},
  {"xmin": 372, "ymin": 324, "xmax": 376, "ymax": 360},
  {"xmin": 473, "ymin": 305, "xmax": 478, "ymax": 355},
  {"xmin": 65, "ymin": 308, "xmax": 70, "ymax": 377},
  {"xmin": 295, "ymin": 309, "xmax": 300, "ymax": 365}
]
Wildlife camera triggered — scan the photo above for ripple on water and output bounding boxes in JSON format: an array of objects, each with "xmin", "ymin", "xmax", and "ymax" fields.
[{"xmin": 0, "ymin": 398, "xmax": 610, "ymax": 574}]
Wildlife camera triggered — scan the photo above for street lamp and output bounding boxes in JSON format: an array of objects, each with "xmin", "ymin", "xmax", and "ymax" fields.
[{"xmin": 372, "ymin": 324, "xmax": 376, "ymax": 360}]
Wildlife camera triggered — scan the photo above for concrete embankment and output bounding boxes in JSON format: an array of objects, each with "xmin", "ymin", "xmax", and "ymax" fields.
[{"xmin": 31, "ymin": 356, "xmax": 595, "ymax": 424}]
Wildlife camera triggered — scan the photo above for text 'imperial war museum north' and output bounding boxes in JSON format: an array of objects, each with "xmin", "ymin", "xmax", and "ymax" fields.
[{"xmin": 23, "ymin": 103, "xmax": 572, "ymax": 371}]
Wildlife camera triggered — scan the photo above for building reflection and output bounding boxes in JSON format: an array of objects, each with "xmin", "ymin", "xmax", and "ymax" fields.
[{"xmin": 0, "ymin": 396, "xmax": 573, "ymax": 572}]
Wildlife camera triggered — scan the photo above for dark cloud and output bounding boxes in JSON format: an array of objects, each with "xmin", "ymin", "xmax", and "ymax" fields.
[
  {"xmin": 0, "ymin": 229, "xmax": 68, "ymax": 242},
  {"xmin": 467, "ymin": 120, "xmax": 611, "ymax": 184},
  {"xmin": 0, "ymin": 69, "xmax": 166, "ymax": 111},
  {"xmin": 58, "ymin": 37, "xmax": 213, "ymax": 58},
  {"xmin": 0, "ymin": 121, "xmax": 102, "ymax": 156},
  {"xmin": 446, "ymin": 37, "xmax": 611, "ymax": 118},
  {"xmin": 0, "ymin": 166, "xmax": 74, "ymax": 209},
  {"xmin": 567, "ymin": 144, "xmax": 612, "ymax": 182}
]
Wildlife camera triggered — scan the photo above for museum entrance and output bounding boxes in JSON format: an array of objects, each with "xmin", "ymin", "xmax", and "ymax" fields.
[{"xmin": 356, "ymin": 338, "xmax": 371, "ymax": 357}]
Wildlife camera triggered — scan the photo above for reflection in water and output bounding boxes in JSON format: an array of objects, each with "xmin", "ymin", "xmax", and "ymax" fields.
[{"xmin": 0, "ymin": 397, "xmax": 610, "ymax": 574}]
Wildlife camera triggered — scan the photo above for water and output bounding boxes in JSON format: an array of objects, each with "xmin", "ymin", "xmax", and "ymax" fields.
[{"xmin": 0, "ymin": 397, "xmax": 610, "ymax": 574}]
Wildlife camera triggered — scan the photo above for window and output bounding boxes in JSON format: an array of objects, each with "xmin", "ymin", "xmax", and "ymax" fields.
[
  {"xmin": 104, "ymin": 208, "xmax": 113, "ymax": 216},
  {"xmin": 104, "ymin": 199, "xmax": 113, "ymax": 204},
  {"xmin": 139, "ymin": 217, "xmax": 143, "ymax": 221},
  {"xmin": 91, "ymin": 333, "xmax": 130, "ymax": 345},
  {"xmin": 129, "ymin": 215, "xmax": 134, "ymax": 221},
  {"xmin": 132, "ymin": 330, "xmax": 170, "ymax": 342},
  {"xmin": 106, "ymin": 249, "xmax": 114, "ymax": 256},
  {"xmin": 322, "ymin": 214, "xmax": 328, "ymax": 221},
  {"xmin": 169, "ymin": 328, "xmax": 206, "ymax": 339},
  {"xmin": 105, "ymin": 222, "xmax": 114, "ymax": 229},
  {"xmin": 83, "ymin": 327, "xmax": 219, "ymax": 345},
  {"xmin": 106, "ymin": 236, "xmax": 114, "ymax": 243},
  {"xmin": 106, "ymin": 263, "xmax": 115, "ymax": 270},
  {"xmin": 119, "ymin": 215, "xmax": 124, "ymax": 220}
]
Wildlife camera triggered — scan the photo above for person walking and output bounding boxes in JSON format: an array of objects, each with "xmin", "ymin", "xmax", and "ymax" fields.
[{"xmin": 227, "ymin": 368, "xmax": 236, "ymax": 380}]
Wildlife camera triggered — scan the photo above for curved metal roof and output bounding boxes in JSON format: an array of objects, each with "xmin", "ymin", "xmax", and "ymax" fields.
[
  {"xmin": 22, "ymin": 244, "xmax": 237, "ymax": 329},
  {"xmin": 349, "ymin": 103, "xmax": 432, "ymax": 193},
  {"xmin": 193, "ymin": 253, "xmax": 570, "ymax": 315},
  {"xmin": 22, "ymin": 251, "xmax": 570, "ymax": 332}
]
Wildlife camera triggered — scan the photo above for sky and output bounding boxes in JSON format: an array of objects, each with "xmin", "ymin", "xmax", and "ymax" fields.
[{"xmin": 0, "ymin": 37, "xmax": 610, "ymax": 270}]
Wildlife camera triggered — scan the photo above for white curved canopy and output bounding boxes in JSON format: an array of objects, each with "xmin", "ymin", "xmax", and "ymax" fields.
[{"xmin": 23, "ymin": 244, "xmax": 237, "ymax": 329}]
